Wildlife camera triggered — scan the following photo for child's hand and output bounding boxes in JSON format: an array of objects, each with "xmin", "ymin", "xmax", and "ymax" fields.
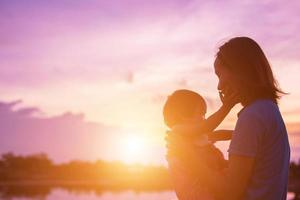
[
  {"xmin": 207, "ymin": 130, "xmax": 233, "ymax": 142},
  {"xmin": 219, "ymin": 88, "xmax": 240, "ymax": 109}
]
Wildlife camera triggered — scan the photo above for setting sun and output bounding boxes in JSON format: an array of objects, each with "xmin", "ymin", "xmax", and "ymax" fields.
[{"xmin": 119, "ymin": 134, "xmax": 150, "ymax": 164}]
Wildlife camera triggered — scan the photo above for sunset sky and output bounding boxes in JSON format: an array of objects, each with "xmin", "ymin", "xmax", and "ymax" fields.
[{"xmin": 1, "ymin": 0, "xmax": 300, "ymax": 165}]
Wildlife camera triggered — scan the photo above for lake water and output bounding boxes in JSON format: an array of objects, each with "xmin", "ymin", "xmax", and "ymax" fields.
[
  {"xmin": 0, "ymin": 189, "xmax": 176, "ymax": 200},
  {"xmin": 1, "ymin": 189, "xmax": 295, "ymax": 200}
]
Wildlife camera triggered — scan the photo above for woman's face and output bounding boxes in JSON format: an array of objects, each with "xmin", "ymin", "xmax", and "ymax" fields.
[{"xmin": 214, "ymin": 57, "xmax": 239, "ymax": 96}]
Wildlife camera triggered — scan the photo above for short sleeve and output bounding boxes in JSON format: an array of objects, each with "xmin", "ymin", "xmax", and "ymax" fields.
[{"xmin": 228, "ymin": 111, "xmax": 265, "ymax": 157}]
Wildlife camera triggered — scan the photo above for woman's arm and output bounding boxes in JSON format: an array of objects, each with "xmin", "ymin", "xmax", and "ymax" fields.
[{"xmin": 191, "ymin": 154, "xmax": 254, "ymax": 200}]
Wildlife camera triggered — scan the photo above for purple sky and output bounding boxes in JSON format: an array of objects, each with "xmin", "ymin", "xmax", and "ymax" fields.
[{"xmin": 0, "ymin": 0, "xmax": 300, "ymax": 164}]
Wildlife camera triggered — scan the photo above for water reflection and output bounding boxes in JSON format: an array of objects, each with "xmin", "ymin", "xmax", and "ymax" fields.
[
  {"xmin": 50, "ymin": 189, "xmax": 177, "ymax": 200},
  {"xmin": 0, "ymin": 184, "xmax": 178, "ymax": 200},
  {"xmin": 0, "ymin": 186, "xmax": 295, "ymax": 200},
  {"xmin": 0, "ymin": 186, "xmax": 177, "ymax": 200}
]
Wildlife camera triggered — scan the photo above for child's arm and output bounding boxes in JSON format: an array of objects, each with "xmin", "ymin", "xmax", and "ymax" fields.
[
  {"xmin": 172, "ymin": 102, "xmax": 235, "ymax": 137},
  {"xmin": 172, "ymin": 91, "xmax": 239, "ymax": 137},
  {"xmin": 207, "ymin": 130, "xmax": 233, "ymax": 142},
  {"xmin": 200, "ymin": 104, "xmax": 233, "ymax": 133},
  {"xmin": 201, "ymin": 89, "xmax": 240, "ymax": 132}
]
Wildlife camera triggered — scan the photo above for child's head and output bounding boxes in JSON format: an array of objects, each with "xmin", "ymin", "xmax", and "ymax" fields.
[{"xmin": 163, "ymin": 89, "xmax": 207, "ymax": 128}]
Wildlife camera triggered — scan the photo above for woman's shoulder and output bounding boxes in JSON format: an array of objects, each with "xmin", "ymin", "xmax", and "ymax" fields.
[
  {"xmin": 239, "ymin": 99, "xmax": 279, "ymax": 118},
  {"xmin": 236, "ymin": 99, "xmax": 283, "ymax": 130}
]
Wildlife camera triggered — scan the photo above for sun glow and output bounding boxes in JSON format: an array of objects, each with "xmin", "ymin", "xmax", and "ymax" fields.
[{"xmin": 119, "ymin": 134, "xmax": 150, "ymax": 164}]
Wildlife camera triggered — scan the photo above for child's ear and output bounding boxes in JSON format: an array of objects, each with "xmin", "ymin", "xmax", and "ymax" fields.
[{"xmin": 177, "ymin": 114, "xmax": 189, "ymax": 123}]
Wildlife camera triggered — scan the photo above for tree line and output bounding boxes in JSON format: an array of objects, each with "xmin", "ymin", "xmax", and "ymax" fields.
[{"xmin": 0, "ymin": 153, "xmax": 171, "ymax": 190}]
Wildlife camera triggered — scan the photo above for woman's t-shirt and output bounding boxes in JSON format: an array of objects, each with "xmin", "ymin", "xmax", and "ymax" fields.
[{"xmin": 228, "ymin": 99, "xmax": 290, "ymax": 200}]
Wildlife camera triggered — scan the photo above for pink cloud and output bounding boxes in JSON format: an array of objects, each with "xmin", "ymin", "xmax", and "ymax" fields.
[
  {"xmin": 0, "ymin": 100, "xmax": 122, "ymax": 163},
  {"xmin": 1, "ymin": 0, "xmax": 299, "ymax": 89}
]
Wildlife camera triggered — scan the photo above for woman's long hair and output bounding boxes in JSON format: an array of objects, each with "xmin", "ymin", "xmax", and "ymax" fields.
[{"xmin": 216, "ymin": 37, "xmax": 286, "ymax": 105}]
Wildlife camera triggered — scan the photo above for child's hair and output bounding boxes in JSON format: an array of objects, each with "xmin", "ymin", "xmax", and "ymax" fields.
[{"xmin": 163, "ymin": 89, "xmax": 207, "ymax": 128}]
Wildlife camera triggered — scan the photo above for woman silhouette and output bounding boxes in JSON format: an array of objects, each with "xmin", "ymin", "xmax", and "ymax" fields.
[{"xmin": 167, "ymin": 37, "xmax": 290, "ymax": 200}]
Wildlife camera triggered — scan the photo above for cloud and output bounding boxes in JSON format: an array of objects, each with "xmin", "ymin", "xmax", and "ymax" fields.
[
  {"xmin": 1, "ymin": 0, "xmax": 299, "ymax": 90},
  {"xmin": 283, "ymin": 108, "xmax": 300, "ymax": 116},
  {"xmin": 124, "ymin": 71, "xmax": 135, "ymax": 84},
  {"xmin": 0, "ymin": 100, "xmax": 123, "ymax": 163}
]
